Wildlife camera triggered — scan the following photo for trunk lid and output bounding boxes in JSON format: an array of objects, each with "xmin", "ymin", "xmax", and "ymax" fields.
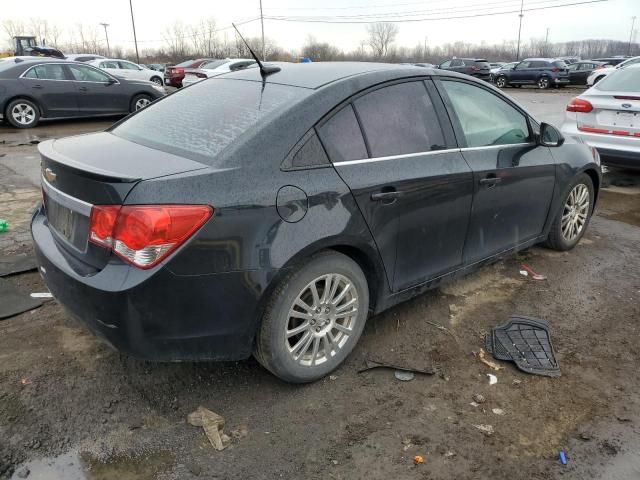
[
  {"xmin": 577, "ymin": 91, "xmax": 640, "ymax": 136},
  {"xmin": 39, "ymin": 132, "xmax": 208, "ymax": 270}
]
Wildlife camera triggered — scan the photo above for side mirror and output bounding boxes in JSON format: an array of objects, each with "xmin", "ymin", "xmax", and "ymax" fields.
[
  {"xmin": 106, "ymin": 78, "xmax": 117, "ymax": 85},
  {"xmin": 539, "ymin": 122, "xmax": 565, "ymax": 147}
]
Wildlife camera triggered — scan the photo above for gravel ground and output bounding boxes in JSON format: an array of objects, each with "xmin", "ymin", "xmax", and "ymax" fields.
[{"xmin": 1, "ymin": 88, "xmax": 639, "ymax": 480}]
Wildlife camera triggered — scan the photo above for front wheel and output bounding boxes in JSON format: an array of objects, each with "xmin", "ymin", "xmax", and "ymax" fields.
[
  {"xmin": 6, "ymin": 98, "xmax": 40, "ymax": 128},
  {"xmin": 538, "ymin": 77, "xmax": 550, "ymax": 89},
  {"xmin": 254, "ymin": 251, "xmax": 369, "ymax": 383},
  {"xmin": 130, "ymin": 94, "xmax": 152, "ymax": 112},
  {"xmin": 545, "ymin": 173, "xmax": 594, "ymax": 251},
  {"xmin": 150, "ymin": 76, "xmax": 163, "ymax": 86},
  {"xmin": 495, "ymin": 76, "xmax": 507, "ymax": 88}
]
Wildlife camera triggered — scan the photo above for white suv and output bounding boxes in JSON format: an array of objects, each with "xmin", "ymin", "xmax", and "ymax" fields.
[{"xmin": 586, "ymin": 56, "xmax": 640, "ymax": 86}]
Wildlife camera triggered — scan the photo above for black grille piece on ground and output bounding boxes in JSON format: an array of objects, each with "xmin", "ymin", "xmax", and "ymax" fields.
[{"xmin": 485, "ymin": 315, "xmax": 560, "ymax": 377}]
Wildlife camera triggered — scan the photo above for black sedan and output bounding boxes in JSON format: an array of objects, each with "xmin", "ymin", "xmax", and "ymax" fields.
[
  {"xmin": 0, "ymin": 57, "xmax": 165, "ymax": 128},
  {"xmin": 566, "ymin": 60, "xmax": 608, "ymax": 85},
  {"xmin": 31, "ymin": 63, "xmax": 601, "ymax": 383}
]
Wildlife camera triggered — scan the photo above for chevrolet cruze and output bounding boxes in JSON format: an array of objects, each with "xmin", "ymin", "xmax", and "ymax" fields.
[{"xmin": 32, "ymin": 62, "xmax": 601, "ymax": 382}]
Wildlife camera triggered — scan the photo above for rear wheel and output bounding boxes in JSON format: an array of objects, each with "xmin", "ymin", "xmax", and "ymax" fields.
[
  {"xmin": 495, "ymin": 76, "xmax": 507, "ymax": 88},
  {"xmin": 6, "ymin": 98, "xmax": 40, "ymax": 128},
  {"xmin": 130, "ymin": 94, "xmax": 152, "ymax": 112},
  {"xmin": 538, "ymin": 77, "xmax": 550, "ymax": 89},
  {"xmin": 254, "ymin": 251, "xmax": 369, "ymax": 383},
  {"xmin": 545, "ymin": 173, "xmax": 594, "ymax": 251},
  {"xmin": 150, "ymin": 76, "xmax": 163, "ymax": 86}
]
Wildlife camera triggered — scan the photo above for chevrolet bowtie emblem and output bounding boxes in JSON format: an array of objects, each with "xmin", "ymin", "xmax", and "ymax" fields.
[{"xmin": 44, "ymin": 168, "xmax": 57, "ymax": 183}]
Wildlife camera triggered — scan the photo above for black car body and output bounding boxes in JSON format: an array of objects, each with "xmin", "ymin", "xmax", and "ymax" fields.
[
  {"xmin": 494, "ymin": 58, "xmax": 570, "ymax": 89},
  {"xmin": 437, "ymin": 58, "xmax": 491, "ymax": 81},
  {"xmin": 566, "ymin": 60, "xmax": 608, "ymax": 85},
  {"xmin": 31, "ymin": 63, "xmax": 601, "ymax": 382},
  {"xmin": 0, "ymin": 57, "xmax": 165, "ymax": 128}
]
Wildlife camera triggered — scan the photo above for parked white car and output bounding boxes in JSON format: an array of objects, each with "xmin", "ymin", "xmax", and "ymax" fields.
[
  {"xmin": 562, "ymin": 64, "xmax": 640, "ymax": 169},
  {"xmin": 181, "ymin": 58, "xmax": 256, "ymax": 87},
  {"xmin": 88, "ymin": 58, "xmax": 165, "ymax": 86},
  {"xmin": 65, "ymin": 54, "xmax": 106, "ymax": 63},
  {"xmin": 586, "ymin": 56, "xmax": 640, "ymax": 86}
]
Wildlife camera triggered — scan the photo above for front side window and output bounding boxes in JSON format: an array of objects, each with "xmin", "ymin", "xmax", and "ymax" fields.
[
  {"xmin": 440, "ymin": 60, "xmax": 451, "ymax": 69},
  {"xmin": 100, "ymin": 61, "xmax": 119, "ymax": 69},
  {"xmin": 68, "ymin": 64, "xmax": 111, "ymax": 82},
  {"xmin": 515, "ymin": 61, "xmax": 531, "ymax": 70},
  {"xmin": 451, "ymin": 59, "xmax": 464, "ymax": 67},
  {"xmin": 317, "ymin": 105, "xmax": 367, "ymax": 162},
  {"xmin": 441, "ymin": 80, "xmax": 530, "ymax": 148},
  {"xmin": 354, "ymin": 81, "xmax": 445, "ymax": 157},
  {"xmin": 25, "ymin": 64, "xmax": 67, "ymax": 80}
]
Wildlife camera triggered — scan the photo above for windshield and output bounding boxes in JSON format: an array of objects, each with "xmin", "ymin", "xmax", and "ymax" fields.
[
  {"xmin": 112, "ymin": 79, "xmax": 306, "ymax": 165},
  {"xmin": 596, "ymin": 67, "xmax": 640, "ymax": 91},
  {"xmin": 174, "ymin": 59, "xmax": 196, "ymax": 68}
]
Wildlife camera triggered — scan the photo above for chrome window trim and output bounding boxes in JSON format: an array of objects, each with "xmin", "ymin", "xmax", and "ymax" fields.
[
  {"xmin": 332, "ymin": 142, "xmax": 533, "ymax": 166},
  {"xmin": 20, "ymin": 62, "xmax": 120, "ymax": 84},
  {"xmin": 42, "ymin": 175, "xmax": 93, "ymax": 216}
]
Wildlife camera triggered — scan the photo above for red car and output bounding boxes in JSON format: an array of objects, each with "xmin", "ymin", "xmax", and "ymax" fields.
[{"xmin": 164, "ymin": 58, "xmax": 216, "ymax": 87}]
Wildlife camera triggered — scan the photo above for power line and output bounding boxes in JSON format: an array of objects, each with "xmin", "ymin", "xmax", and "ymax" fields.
[
  {"xmin": 262, "ymin": 0, "xmax": 529, "ymax": 11},
  {"xmin": 264, "ymin": 0, "xmax": 608, "ymax": 24}
]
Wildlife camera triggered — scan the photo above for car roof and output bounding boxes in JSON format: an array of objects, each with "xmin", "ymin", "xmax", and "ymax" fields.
[{"xmin": 226, "ymin": 62, "xmax": 432, "ymax": 89}]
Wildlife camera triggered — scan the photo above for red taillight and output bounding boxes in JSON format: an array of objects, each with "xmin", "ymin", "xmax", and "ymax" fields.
[
  {"xmin": 566, "ymin": 98, "xmax": 593, "ymax": 113},
  {"xmin": 471, "ymin": 65, "xmax": 480, "ymax": 71},
  {"xmin": 89, "ymin": 205, "xmax": 213, "ymax": 269},
  {"xmin": 176, "ymin": 68, "xmax": 184, "ymax": 75}
]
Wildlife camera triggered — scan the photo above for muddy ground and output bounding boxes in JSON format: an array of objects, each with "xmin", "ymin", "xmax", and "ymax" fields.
[{"xmin": 1, "ymin": 89, "xmax": 640, "ymax": 479}]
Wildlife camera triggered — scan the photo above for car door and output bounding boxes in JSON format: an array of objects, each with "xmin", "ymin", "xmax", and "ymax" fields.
[
  {"xmin": 118, "ymin": 61, "xmax": 146, "ymax": 81},
  {"xmin": 67, "ymin": 64, "xmax": 129, "ymax": 115},
  {"xmin": 449, "ymin": 59, "xmax": 466, "ymax": 74},
  {"xmin": 567, "ymin": 63, "xmax": 580, "ymax": 84},
  {"xmin": 576, "ymin": 63, "xmax": 595, "ymax": 84},
  {"xmin": 318, "ymin": 80, "xmax": 474, "ymax": 291},
  {"xmin": 435, "ymin": 78, "xmax": 556, "ymax": 264},
  {"xmin": 19, "ymin": 63, "xmax": 79, "ymax": 117},
  {"xmin": 439, "ymin": 60, "xmax": 452, "ymax": 70},
  {"xmin": 510, "ymin": 61, "xmax": 532, "ymax": 84},
  {"xmin": 96, "ymin": 60, "xmax": 121, "ymax": 78}
]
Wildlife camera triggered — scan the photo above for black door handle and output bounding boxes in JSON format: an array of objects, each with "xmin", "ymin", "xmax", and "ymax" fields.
[
  {"xmin": 479, "ymin": 175, "xmax": 502, "ymax": 186},
  {"xmin": 371, "ymin": 190, "xmax": 403, "ymax": 202},
  {"xmin": 32, "ymin": 84, "xmax": 43, "ymax": 89},
  {"xmin": 78, "ymin": 86, "xmax": 88, "ymax": 92}
]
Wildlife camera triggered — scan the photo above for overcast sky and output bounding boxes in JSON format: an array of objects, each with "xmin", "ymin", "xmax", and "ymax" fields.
[{"xmin": 4, "ymin": 0, "xmax": 638, "ymax": 53}]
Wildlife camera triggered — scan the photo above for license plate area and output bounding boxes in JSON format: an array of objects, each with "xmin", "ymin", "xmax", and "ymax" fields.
[
  {"xmin": 613, "ymin": 111, "xmax": 637, "ymax": 128},
  {"xmin": 44, "ymin": 195, "xmax": 89, "ymax": 252}
]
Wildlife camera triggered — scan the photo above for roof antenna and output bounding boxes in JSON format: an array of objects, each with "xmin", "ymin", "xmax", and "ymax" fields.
[{"xmin": 232, "ymin": 23, "xmax": 280, "ymax": 76}]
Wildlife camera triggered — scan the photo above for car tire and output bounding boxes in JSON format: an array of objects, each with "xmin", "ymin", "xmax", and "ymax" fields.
[
  {"xmin": 130, "ymin": 94, "xmax": 153, "ymax": 112},
  {"xmin": 495, "ymin": 76, "xmax": 507, "ymax": 88},
  {"xmin": 150, "ymin": 76, "xmax": 163, "ymax": 86},
  {"xmin": 538, "ymin": 77, "xmax": 551, "ymax": 89},
  {"xmin": 545, "ymin": 173, "xmax": 594, "ymax": 251},
  {"xmin": 6, "ymin": 98, "xmax": 40, "ymax": 129},
  {"xmin": 254, "ymin": 251, "xmax": 369, "ymax": 383}
]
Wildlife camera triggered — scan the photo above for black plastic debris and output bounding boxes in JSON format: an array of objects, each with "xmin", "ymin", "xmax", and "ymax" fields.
[
  {"xmin": 358, "ymin": 358, "xmax": 438, "ymax": 376},
  {"xmin": 0, "ymin": 254, "xmax": 37, "ymax": 277},
  {"xmin": 0, "ymin": 278, "xmax": 43, "ymax": 320},
  {"xmin": 485, "ymin": 315, "xmax": 560, "ymax": 377}
]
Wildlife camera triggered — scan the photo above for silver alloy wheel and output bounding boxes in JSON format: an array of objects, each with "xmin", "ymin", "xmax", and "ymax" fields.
[
  {"xmin": 11, "ymin": 103, "xmax": 36, "ymax": 126},
  {"xmin": 151, "ymin": 77, "xmax": 163, "ymax": 85},
  {"xmin": 134, "ymin": 97, "xmax": 151, "ymax": 110},
  {"xmin": 538, "ymin": 77, "xmax": 550, "ymax": 89},
  {"xmin": 561, "ymin": 183, "xmax": 590, "ymax": 241},
  {"xmin": 285, "ymin": 273, "xmax": 359, "ymax": 367},
  {"xmin": 496, "ymin": 77, "xmax": 506, "ymax": 88}
]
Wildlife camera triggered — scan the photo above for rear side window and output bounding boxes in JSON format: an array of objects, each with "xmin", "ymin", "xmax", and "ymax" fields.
[
  {"xmin": 317, "ymin": 105, "xmax": 367, "ymax": 162},
  {"xmin": 24, "ymin": 64, "xmax": 67, "ymax": 80},
  {"xmin": 354, "ymin": 81, "xmax": 445, "ymax": 157},
  {"xmin": 441, "ymin": 80, "xmax": 530, "ymax": 148},
  {"xmin": 529, "ymin": 61, "xmax": 548, "ymax": 68},
  {"xmin": 202, "ymin": 60, "xmax": 229, "ymax": 70},
  {"xmin": 112, "ymin": 79, "xmax": 305, "ymax": 165},
  {"xmin": 282, "ymin": 132, "xmax": 330, "ymax": 169}
]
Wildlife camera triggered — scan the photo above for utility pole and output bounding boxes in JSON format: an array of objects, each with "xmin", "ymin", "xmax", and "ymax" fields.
[
  {"xmin": 545, "ymin": 27, "xmax": 549, "ymax": 56},
  {"xmin": 516, "ymin": 0, "xmax": 524, "ymax": 61},
  {"xmin": 99, "ymin": 23, "xmax": 110, "ymax": 57},
  {"xmin": 424, "ymin": 36, "xmax": 427, "ymax": 61},
  {"xmin": 629, "ymin": 16, "xmax": 637, "ymax": 56},
  {"xmin": 129, "ymin": 0, "xmax": 140, "ymax": 64},
  {"xmin": 259, "ymin": 0, "xmax": 266, "ymax": 61}
]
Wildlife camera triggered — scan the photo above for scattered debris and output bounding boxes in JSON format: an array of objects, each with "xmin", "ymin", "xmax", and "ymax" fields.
[
  {"xmin": 30, "ymin": 292, "xmax": 53, "ymax": 299},
  {"xmin": 470, "ymin": 401, "xmax": 479, "ymax": 408},
  {"xmin": 519, "ymin": 269, "xmax": 528, "ymax": 277},
  {"xmin": 487, "ymin": 374, "xmax": 498, "ymax": 385},
  {"xmin": 485, "ymin": 316, "xmax": 560, "ymax": 377},
  {"xmin": 579, "ymin": 431, "xmax": 592, "ymax": 441},
  {"xmin": 520, "ymin": 264, "xmax": 547, "ymax": 280},
  {"xmin": 329, "ymin": 375, "xmax": 338, "ymax": 381},
  {"xmin": 512, "ymin": 379, "xmax": 522, "ymax": 386},
  {"xmin": 615, "ymin": 415, "xmax": 632, "ymax": 423},
  {"xmin": 331, "ymin": 460, "xmax": 338, "ymax": 465},
  {"xmin": 20, "ymin": 378, "xmax": 32, "ymax": 386},
  {"xmin": 426, "ymin": 320, "xmax": 460, "ymax": 344},
  {"xmin": 472, "ymin": 394, "xmax": 486, "ymax": 404},
  {"xmin": 413, "ymin": 455, "xmax": 424, "ymax": 465},
  {"xmin": 478, "ymin": 348, "xmax": 504, "ymax": 371},
  {"xmin": 0, "ymin": 219, "xmax": 8, "ymax": 233},
  {"xmin": 15, "ymin": 466, "xmax": 30, "ymax": 478},
  {"xmin": 394, "ymin": 370, "xmax": 415, "ymax": 382},
  {"xmin": 473, "ymin": 424, "xmax": 494, "ymax": 436},
  {"xmin": 230, "ymin": 426, "xmax": 248, "ymax": 440},
  {"xmin": 492, "ymin": 408, "xmax": 505, "ymax": 416},
  {"xmin": 559, "ymin": 450, "xmax": 567, "ymax": 465},
  {"xmin": 444, "ymin": 451, "xmax": 456, "ymax": 458},
  {"xmin": 187, "ymin": 406, "xmax": 231, "ymax": 451},
  {"xmin": 358, "ymin": 358, "xmax": 438, "ymax": 376}
]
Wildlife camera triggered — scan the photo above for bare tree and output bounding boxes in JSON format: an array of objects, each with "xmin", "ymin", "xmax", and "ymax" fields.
[
  {"xmin": 2, "ymin": 19, "xmax": 26, "ymax": 50},
  {"xmin": 162, "ymin": 21, "xmax": 190, "ymax": 60},
  {"xmin": 366, "ymin": 22, "xmax": 399, "ymax": 58}
]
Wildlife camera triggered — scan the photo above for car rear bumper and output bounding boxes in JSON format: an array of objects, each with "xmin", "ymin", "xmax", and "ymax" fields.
[
  {"xmin": 561, "ymin": 121, "xmax": 640, "ymax": 169},
  {"xmin": 31, "ymin": 206, "xmax": 270, "ymax": 362}
]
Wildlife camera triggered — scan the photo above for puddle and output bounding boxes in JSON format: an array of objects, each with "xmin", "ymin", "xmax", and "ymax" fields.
[{"xmin": 11, "ymin": 450, "xmax": 175, "ymax": 480}]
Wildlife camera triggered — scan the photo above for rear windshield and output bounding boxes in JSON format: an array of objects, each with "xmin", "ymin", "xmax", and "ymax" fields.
[
  {"xmin": 174, "ymin": 59, "xmax": 195, "ymax": 67},
  {"xmin": 111, "ymin": 79, "xmax": 305, "ymax": 165},
  {"xmin": 553, "ymin": 61, "xmax": 568, "ymax": 68},
  {"xmin": 201, "ymin": 60, "xmax": 228, "ymax": 70},
  {"xmin": 595, "ymin": 68, "xmax": 640, "ymax": 91}
]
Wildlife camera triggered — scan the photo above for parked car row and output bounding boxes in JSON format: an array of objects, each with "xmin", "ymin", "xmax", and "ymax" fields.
[{"xmin": 164, "ymin": 58, "xmax": 257, "ymax": 87}]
